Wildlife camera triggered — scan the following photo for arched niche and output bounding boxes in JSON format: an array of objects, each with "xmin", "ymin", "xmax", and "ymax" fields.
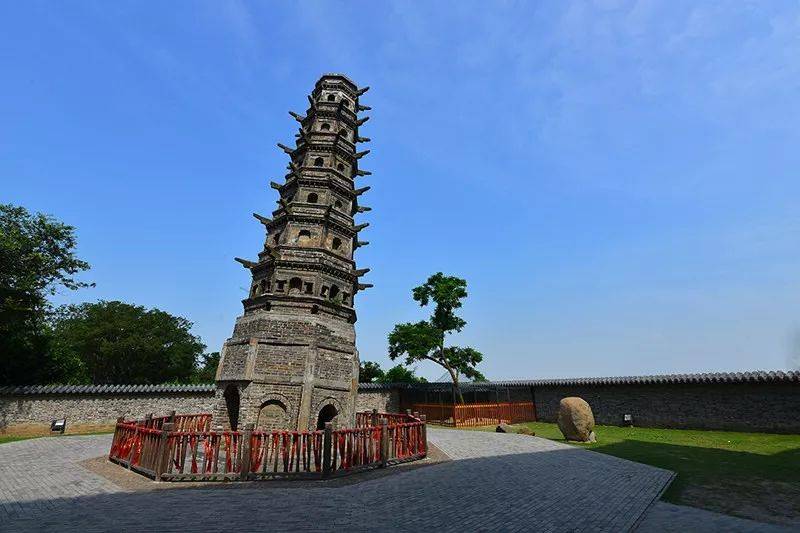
[
  {"xmin": 288, "ymin": 277, "xmax": 302, "ymax": 294},
  {"xmin": 223, "ymin": 384, "xmax": 240, "ymax": 431},
  {"xmin": 313, "ymin": 397, "xmax": 344, "ymax": 430},
  {"xmin": 256, "ymin": 399, "xmax": 289, "ymax": 431}
]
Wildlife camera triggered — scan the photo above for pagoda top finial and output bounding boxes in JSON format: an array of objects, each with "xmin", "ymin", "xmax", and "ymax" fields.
[{"xmin": 316, "ymin": 73, "xmax": 359, "ymax": 89}]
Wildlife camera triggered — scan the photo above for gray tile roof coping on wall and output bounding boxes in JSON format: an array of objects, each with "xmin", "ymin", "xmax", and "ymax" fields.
[
  {"xmin": 1, "ymin": 370, "xmax": 797, "ymax": 396},
  {"xmin": 0, "ymin": 384, "xmax": 216, "ymax": 395},
  {"xmin": 491, "ymin": 370, "xmax": 799, "ymax": 387},
  {"xmin": 357, "ymin": 370, "xmax": 799, "ymax": 391}
]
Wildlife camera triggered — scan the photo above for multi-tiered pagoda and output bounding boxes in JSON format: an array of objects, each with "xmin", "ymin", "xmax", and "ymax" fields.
[{"xmin": 214, "ymin": 74, "xmax": 372, "ymax": 431}]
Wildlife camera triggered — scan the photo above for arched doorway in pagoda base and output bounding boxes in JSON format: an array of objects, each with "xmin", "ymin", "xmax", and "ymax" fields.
[{"xmin": 316, "ymin": 404, "xmax": 338, "ymax": 430}]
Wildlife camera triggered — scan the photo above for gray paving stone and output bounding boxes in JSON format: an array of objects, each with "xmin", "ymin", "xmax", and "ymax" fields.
[{"xmin": 0, "ymin": 429, "xmax": 678, "ymax": 532}]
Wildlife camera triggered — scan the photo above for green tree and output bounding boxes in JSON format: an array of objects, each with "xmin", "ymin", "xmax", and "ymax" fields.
[
  {"xmin": 50, "ymin": 300, "xmax": 205, "ymax": 384},
  {"xmin": 0, "ymin": 204, "xmax": 92, "ymax": 384},
  {"xmin": 359, "ymin": 360, "xmax": 385, "ymax": 383},
  {"xmin": 388, "ymin": 272, "xmax": 483, "ymax": 403},
  {"xmin": 377, "ymin": 364, "xmax": 427, "ymax": 384},
  {"xmin": 192, "ymin": 351, "xmax": 220, "ymax": 383}
]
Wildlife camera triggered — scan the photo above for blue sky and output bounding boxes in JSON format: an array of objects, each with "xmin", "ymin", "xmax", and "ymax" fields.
[{"xmin": 2, "ymin": 1, "xmax": 799, "ymax": 380}]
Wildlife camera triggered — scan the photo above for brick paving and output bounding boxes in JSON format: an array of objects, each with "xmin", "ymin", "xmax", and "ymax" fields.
[{"xmin": 1, "ymin": 429, "xmax": 678, "ymax": 532}]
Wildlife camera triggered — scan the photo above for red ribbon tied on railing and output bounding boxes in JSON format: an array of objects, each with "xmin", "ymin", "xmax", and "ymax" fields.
[
  {"xmin": 250, "ymin": 434, "xmax": 263, "ymax": 473},
  {"xmin": 224, "ymin": 433, "xmax": 233, "ymax": 472},
  {"xmin": 189, "ymin": 434, "xmax": 198, "ymax": 473}
]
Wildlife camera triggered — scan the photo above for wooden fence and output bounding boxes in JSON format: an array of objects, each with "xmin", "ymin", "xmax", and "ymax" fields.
[
  {"xmin": 108, "ymin": 410, "xmax": 427, "ymax": 481},
  {"xmin": 412, "ymin": 401, "xmax": 536, "ymax": 427}
]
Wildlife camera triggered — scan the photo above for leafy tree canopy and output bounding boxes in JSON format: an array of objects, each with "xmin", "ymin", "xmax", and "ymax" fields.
[
  {"xmin": 50, "ymin": 300, "xmax": 206, "ymax": 384},
  {"xmin": 0, "ymin": 204, "xmax": 92, "ymax": 384},
  {"xmin": 359, "ymin": 360, "xmax": 427, "ymax": 384},
  {"xmin": 192, "ymin": 351, "xmax": 220, "ymax": 384},
  {"xmin": 378, "ymin": 364, "xmax": 427, "ymax": 384},
  {"xmin": 388, "ymin": 272, "xmax": 483, "ymax": 402},
  {"xmin": 359, "ymin": 360, "xmax": 385, "ymax": 383}
]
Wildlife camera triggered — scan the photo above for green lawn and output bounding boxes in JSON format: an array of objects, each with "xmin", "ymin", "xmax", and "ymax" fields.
[
  {"xmin": 0, "ymin": 430, "xmax": 114, "ymax": 445},
  {"xmin": 0, "ymin": 435, "xmax": 34, "ymax": 445},
  {"xmin": 484, "ymin": 422, "xmax": 800, "ymax": 526}
]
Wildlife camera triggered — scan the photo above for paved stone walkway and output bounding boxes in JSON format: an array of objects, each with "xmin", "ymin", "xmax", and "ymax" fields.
[{"xmin": 2, "ymin": 429, "xmax": 677, "ymax": 532}]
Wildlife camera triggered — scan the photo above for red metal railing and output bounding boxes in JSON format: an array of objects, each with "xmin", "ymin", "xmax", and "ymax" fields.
[
  {"xmin": 163, "ymin": 429, "xmax": 244, "ymax": 479},
  {"xmin": 355, "ymin": 410, "xmax": 419, "ymax": 427},
  {"xmin": 108, "ymin": 421, "xmax": 164, "ymax": 477},
  {"xmin": 388, "ymin": 421, "xmax": 426, "ymax": 460},
  {"xmin": 331, "ymin": 425, "xmax": 382, "ymax": 472},
  {"xmin": 249, "ymin": 430, "xmax": 324, "ymax": 478},
  {"xmin": 118, "ymin": 413, "xmax": 213, "ymax": 431},
  {"xmin": 412, "ymin": 402, "xmax": 536, "ymax": 427},
  {"xmin": 109, "ymin": 410, "xmax": 427, "ymax": 481}
]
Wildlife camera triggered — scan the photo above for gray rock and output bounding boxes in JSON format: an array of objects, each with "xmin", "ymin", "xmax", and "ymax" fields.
[{"xmin": 557, "ymin": 397, "xmax": 596, "ymax": 442}]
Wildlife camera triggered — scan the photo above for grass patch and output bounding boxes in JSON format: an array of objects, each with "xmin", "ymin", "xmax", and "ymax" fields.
[
  {"xmin": 477, "ymin": 422, "xmax": 800, "ymax": 526},
  {"xmin": 0, "ymin": 435, "xmax": 34, "ymax": 445},
  {"xmin": 0, "ymin": 424, "xmax": 115, "ymax": 445}
]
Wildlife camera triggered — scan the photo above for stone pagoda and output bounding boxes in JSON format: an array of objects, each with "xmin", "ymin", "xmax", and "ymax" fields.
[{"xmin": 214, "ymin": 74, "xmax": 372, "ymax": 431}]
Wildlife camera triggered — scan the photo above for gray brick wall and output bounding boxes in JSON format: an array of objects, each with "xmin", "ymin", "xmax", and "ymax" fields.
[
  {"xmin": 533, "ymin": 382, "xmax": 800, "ymax": 433},
  {"xmin": 4, "ymin": 380, "xmax": 796, "ymax": 434},
  {"xmin": 0, "ymin": 393, "xmax": 216, "ymax": 430},
  {"xmin": 355, "ymin": 390, "xmax": 400, "ymax": 414},
  {"xmin": 0, "ymin": 389, "xmax": 401, "ymax": 431}
]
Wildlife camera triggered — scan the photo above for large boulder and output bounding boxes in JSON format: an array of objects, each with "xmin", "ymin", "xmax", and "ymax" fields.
[{"xmin": 557, "ymin": 397, "xmax": 596, "ymax": 442}]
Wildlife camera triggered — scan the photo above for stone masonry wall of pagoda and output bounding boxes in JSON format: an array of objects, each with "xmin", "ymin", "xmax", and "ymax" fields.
[{"xmin": 213, "ymin": 74, "xmax": 372, "ymax": 432}]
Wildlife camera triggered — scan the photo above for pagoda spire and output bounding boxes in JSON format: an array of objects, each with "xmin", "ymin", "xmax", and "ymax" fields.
[
  {"xmin": 235, "ymin": 73, "xmax": 372, "ymax": 320},
  {"xmin": 216, "ymin": 74, "xmax": 371, "ymax": 432}
]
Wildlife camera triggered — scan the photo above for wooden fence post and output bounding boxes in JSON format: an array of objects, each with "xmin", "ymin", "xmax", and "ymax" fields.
[
  {"xmin": 322, "ymin": 422, "xmax": 333, "ymax": 478},
  {"xmin": 154, "ymin": 422, "xmax": 174, "ymax": 481},
  {"xmin": 371, "ymin": 408, "xmax": 378, "ymax": 427},
  {"xmin": 126, "ymin": 424, "xmax": 138, "ymax": 468},
  {"xmin": 240, "ymin": 423, "xmax": 254, "ymax": 481},
  {"xmin": 110, "ymin": 417, "xmax": 122, "ymax": 458},
  {"xmin": 380, "ymin": 419, "xmax": 389, "ymax": 468},
  {"xmin": 420, "ymin": 414, "xmax": 427, "ymax": 457}
]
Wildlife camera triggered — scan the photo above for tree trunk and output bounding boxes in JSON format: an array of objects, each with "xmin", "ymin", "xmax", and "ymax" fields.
[
  {"xmin": 441, "ymin": 335, "xmax": 461, "ymax": 404},
  {"xmin": 446, "ymin": 365, "xmax": 464, "ymax": 404},
  {"xmin": 439, "ymin": 332, "xmax": 464, "ymax": 404}
]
